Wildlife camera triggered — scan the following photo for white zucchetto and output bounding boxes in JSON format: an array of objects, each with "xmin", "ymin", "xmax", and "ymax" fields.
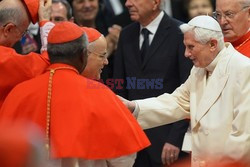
[{"xmin": 188, "ymin": 15, "xmax": 222, "ymax": 32}]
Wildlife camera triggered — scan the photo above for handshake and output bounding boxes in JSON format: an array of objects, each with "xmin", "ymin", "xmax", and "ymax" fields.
[{"xmin": 117, "ymin": 95, "xmax": 136, "ymax": 113}]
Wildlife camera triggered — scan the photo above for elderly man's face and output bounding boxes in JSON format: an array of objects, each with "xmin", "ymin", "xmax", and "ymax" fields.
[
  {"xmin": 72, "ymin": 0, "xmax": 99, "ymax": 24},
  {"xmin": 125, "ymin": 0, "xmax": 157, "ymax": 25},
  {"xmin": 0, "ymin": 0, "xmax": 30, "ymax": 47},
  {"xmin": 215, "ymin": 0, "xmax": 250, "ymax": 42},
  {"xmin": 183, "ymin": 31, "xmax": 215, "ymax": 68},
  {"xmin": 82, "ymin": 36, "xmax": 108, "ymax": 80}
]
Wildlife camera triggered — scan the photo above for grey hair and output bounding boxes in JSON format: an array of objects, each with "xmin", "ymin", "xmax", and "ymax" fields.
[
  {"xmin": 180, "ymin": 23, "xmax": 225, "ymax": 50},
  {"xmin": 239, "ymin": 0, "xmax": 250, "ymax": 8},
  {"xmin": 0, "ymin": 8, "xmax": 23, "ymax": 26},
  {"xmin": 48, "ymin": 34, "xmax": 88, "ymax": 63},
  {"xmin": 52, "ymin": 0, "xmax": 73, "ymax": 20}
]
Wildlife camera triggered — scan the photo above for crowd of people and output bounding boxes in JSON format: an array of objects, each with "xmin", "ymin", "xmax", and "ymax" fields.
[{"xmin": 0, "ymin": 0, "xmax": 249, "ymax": 167}]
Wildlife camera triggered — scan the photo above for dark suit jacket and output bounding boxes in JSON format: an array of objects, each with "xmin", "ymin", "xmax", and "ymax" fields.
[{"xmin": 113, "ymin": 13, "xmax": 192, "ymax": 165}]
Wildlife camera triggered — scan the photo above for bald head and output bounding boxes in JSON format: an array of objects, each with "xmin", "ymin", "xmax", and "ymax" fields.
[
  {"xmin": 88, "ymin": 35, "xmax": 107, "ymax": 54},
  {"xmin": 0, "ymin": 0, "xmax": 30, "ymax": 46},
  {"xmin": 0, "ymin": 0, "xmax": 30, "ymax": 26}
]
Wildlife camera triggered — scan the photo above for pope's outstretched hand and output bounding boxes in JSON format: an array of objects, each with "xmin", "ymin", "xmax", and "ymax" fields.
[{"xmin": 117, "ymin": 95, "xmax": 136, "ymax": 113}]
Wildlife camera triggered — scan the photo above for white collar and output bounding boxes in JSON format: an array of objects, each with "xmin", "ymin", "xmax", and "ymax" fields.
[
  {"xmin": 205, "ymin": 46, "xmax": 226, "ymax": 73},
  {"xmin": 140, "ymin": 11, "xmax": 164, "ymax": 35}
]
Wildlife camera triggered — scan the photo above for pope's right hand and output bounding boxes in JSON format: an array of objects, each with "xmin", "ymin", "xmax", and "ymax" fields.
[{"xmin": 117, "ymin": 95, "xmax": 136, "ymax": 112}]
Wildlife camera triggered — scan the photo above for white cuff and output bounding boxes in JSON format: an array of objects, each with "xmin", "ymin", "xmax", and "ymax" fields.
[
  {"xmin": 40, "ymin": 22, "xmax": 55, "ymax": 52},
  {"xmin": 132, "ymin": 101, "xmax": 139, "ymax": 118}
]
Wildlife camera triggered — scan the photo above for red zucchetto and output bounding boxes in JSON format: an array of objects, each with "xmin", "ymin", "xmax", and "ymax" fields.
[
  {"xmin": 81, "ymin": 27, "xmax": 102, "ymax": 42},
  {"xmin": 48, "ymin": 22, "xmax": 85, "ymax": 44},
  {"xmin": 22, "ymin": 0, "xmax": 39, "ymax": 24}
]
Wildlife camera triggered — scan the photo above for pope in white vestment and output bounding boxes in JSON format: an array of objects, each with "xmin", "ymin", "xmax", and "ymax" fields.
[{"xmin": 128, "ymin": 16, "xmax": 250, "ymax": 167}]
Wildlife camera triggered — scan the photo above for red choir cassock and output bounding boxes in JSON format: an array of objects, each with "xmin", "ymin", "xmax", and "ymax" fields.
[
  {"xmin": 230, "ymin": 31, "xmax": 250, "ymax": 58},
  {"xmin": 1, "ymin": 21, "xmax": 150, "ymax": 159},
  {"xmin": 0, "ymin": 47, "xmax": 49, "ymax": 108},
  {"xmin": 0, "ymin": 63, "xmax": 150, "ymax": 159},
  {"xmin": 0, "ymin": 0, "xmax": 49, "ymax": 108}
]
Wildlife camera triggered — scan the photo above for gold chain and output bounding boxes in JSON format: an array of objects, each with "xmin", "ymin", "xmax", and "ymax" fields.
[
  {"xmin": 45, "ymin": 69, "xmax": 55, "ymax": 158},
  {"xmin": 45, "ymin": 66, "xmax": 79, "ymax": 158}
]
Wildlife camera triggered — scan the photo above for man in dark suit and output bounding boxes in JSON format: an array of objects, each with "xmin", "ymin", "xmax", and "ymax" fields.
[{"xmin": 113, "ymin": 0, "xmax": 193, "ymax": 166}]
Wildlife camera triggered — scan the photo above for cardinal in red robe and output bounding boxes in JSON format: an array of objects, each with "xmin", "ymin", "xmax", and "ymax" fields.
[{"xmin": 0, "ymin": 22, "xmax": 150, "ymax": 160}]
